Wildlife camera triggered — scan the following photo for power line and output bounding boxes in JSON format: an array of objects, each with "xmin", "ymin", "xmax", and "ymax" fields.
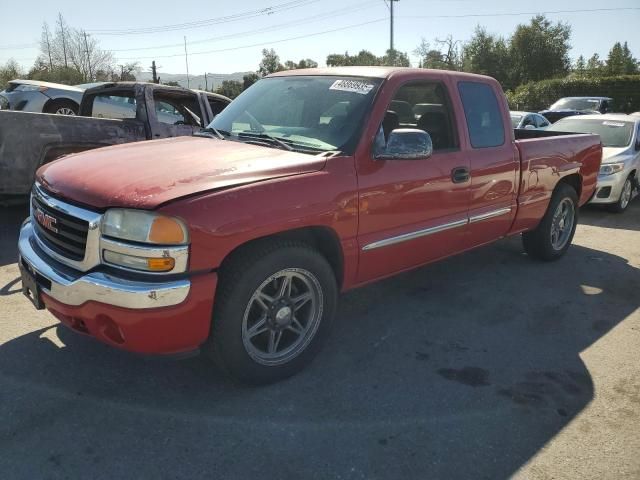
[
  {"xmin": 109, "ymin": 1, "xmax": 379, "ymax": 52},
  {"xmin": 87, "ymin": 0, "xmax": 319, "ymax": 35},
  {"xmin": 114, "ymin": 18, "xmax": 388, "ymax": 60},
  {"xmin": 407, "ymin": 6, "xmax": 640, "ymax": 20}
]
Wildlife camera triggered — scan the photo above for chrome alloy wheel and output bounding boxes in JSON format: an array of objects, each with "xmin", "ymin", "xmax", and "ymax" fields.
[
  {"xmin": 550, "ymin": 198, "xmax": 575, "ymax": 250},
  {"xmin": 241, "ymin": 268, "xmax": 323, "ymax": 366},
  {"xmin": 620, "ymin": 178, "xmax": 632, "ymax": 210},
  {"xmin": 55, "ymin": 107, "xmax": 76, "ymax": 115}
]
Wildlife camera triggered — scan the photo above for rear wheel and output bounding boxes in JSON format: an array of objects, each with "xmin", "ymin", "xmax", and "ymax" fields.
[
  {"xmin": 205, "ymin": 241, "xmax": 337, "ymax": 385},
  {"xmin": 44, "ymin": 99, "xmax": 78, "ymax": 116},
  {"xmin": 523, "ymin": 183, "xmax": 578, "ymax": 261},
  {"xmin": 606, "ymin": 175, "xmax": 634, "ymax": 213}
]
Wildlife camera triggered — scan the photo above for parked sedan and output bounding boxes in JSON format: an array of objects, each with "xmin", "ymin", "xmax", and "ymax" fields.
[
  {"xmin": 510, "ymin": 111, "xmax": 550, "ymax": 129},
  {"xmin": 0, "ymin": 80, "xmax": 102, "ymax": 115},
  {"xmin": 547, "ymin": 114, "xmax": 640, "ymax": 212},
  {"xmin": 539, "ymin": 96, "xmax": 613, "ymax": 123}
]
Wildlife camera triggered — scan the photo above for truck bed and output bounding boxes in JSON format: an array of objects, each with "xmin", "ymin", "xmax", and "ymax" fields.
[
  {"xmin": 0, "ymin": 110, "xmax": 146, "ymax": 196},
  {"xmin": 510, "ymin": 130, "xmax": 602, "ymax": 233}
]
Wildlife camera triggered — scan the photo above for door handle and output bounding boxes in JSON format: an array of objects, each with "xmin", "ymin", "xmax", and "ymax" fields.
[{"xmin": 451, "ymin": 167, "xmax": 470, "ymax": 184}]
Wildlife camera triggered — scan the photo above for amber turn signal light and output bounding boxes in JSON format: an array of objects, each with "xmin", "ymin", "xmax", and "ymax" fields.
[{"xmin": 149, "ymin": 216, "xmax": 188, "ymax": 244}]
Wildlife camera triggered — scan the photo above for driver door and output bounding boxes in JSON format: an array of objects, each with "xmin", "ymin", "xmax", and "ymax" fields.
[
  {"xmin": 356, "ymin": 78, "xmax": 471, "ymax": 283},
  {"xmin": 149, "ymin": 90, "xmax": 203, "ymax": 139}
]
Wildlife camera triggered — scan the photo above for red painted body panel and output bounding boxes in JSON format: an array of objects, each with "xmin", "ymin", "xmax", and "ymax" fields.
[
  {"xmin": 509, "ymin": 135, "xmax": 601, "ymax": 234},
  {"xmin": 30, "ymin": 68, "xmax": 603, "ymax": 356},
  {"xmin": 37, "ymin": 136, "xmax": 327, "ymax": 209},
  {"xmin": 42, "ymin": 272, "xmax": 218, "ymax": 354}
]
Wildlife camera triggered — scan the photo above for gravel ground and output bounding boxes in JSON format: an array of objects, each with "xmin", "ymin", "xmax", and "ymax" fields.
[{"xmin": 0, "ymin": 201, "xmax": 638, "ymax": 480}]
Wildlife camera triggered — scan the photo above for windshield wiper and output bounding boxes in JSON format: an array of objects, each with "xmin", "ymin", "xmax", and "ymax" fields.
[
  {"xmin": 194, "ymin": 127, "xmax": 227, "ymax": 140},
  {"xmin": 237, "ymin": 131, "xmax": 293, "ymax": 151}
]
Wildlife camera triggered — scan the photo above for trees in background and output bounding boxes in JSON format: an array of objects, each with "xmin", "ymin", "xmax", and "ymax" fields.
[
  {"xmin": 508, "ymin": 15, "xmax": 571, "ymax": 85},
  {"xmin": 215, "ymin": 80, "xmax": 243, "ymax": 99},
  {"xmin": 32, "ymin": 14, "xmax": 116, "ymax": 84},
  {"xmin": 325, "ymin": 49, "xmax": 409, "ymax": 67}
]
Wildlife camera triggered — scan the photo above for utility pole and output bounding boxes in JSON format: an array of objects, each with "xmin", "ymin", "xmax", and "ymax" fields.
[
  {"xmin": 184, "ymin": 36, "xmax": 190, "ymax": 89},
  {"xmin": 83, "ymin": 31, "xmax": 92, "ymax": 81},
  {"xmin": 389, "ymin": 0, "xmax": 399, "ymax": 52},
  {"xmin": 151, "ymin": 61, "xmax": 159, "ymax": 83},
  {"xmin": 204, "ymin": 72, "xmax": 208, "ymax": 91}
]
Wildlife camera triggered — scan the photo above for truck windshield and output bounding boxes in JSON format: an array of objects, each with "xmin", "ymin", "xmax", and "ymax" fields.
[
  {"xmin": 208, "ymin": 76, "xmax": 381, "ymax": 154},
  {"xmin": 549, "ymin": 98, "xmax": 601, "ymax": 111},
  {"xmin": 547, "ymin": 118, "xmax": 634, "ymax": 147}
]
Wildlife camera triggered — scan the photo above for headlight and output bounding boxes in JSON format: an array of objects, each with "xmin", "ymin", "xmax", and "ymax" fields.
[
  {"xmin": 599, "ymin": 162, "xmax": 625, "ymax": 176},
  {"xmin": 101, "ymin": 209, "xmax": 189, "ymax": 245}
]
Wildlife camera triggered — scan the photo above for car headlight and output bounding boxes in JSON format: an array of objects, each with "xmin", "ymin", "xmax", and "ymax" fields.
[
  {"xmin": 599, "ymin": 162, "xmax": 625, "ymax": 176},
  {"xmin": 100, "ymin": 209, "xmax": 189, "ymax": 273},
  {"xmin": 101, "ymin": 209, "xmax": 189, "ymax": 245}
]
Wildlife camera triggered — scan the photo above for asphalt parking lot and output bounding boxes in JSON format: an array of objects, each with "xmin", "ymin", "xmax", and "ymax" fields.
[{"xmin": 0, "ymin": 201, "xmax": 639, "ymax": 480}]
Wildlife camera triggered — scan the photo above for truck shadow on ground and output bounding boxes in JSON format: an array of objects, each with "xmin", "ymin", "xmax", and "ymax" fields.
[{"xmin": 0, "ymin": 224, "xmax": 638, "ymax": 478}]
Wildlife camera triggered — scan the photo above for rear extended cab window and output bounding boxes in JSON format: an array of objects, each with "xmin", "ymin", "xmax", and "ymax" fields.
[
  {"xmin": 458, "ymin": 81, "xmax": 505, "ymax": 148},
  {"xmin": 90, "ymin": 92, "xmax": 137, "ymax": 119}
]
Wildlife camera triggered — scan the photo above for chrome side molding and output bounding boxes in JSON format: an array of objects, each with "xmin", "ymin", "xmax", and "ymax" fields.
[
  {"xmin": 469, "ymin": 207, "xmax": 512, "ymax": 224},
  {"xmin": 362, "ymin": 206, "xmax": 512, "ymax": 251},
  {"xmin": 362, "ymin": 219, "xmax": 468, "ymax": 251}
]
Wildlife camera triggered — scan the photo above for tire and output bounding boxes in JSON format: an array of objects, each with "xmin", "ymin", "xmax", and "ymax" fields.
[
  {"xmin": 205, "ymin": 241, "xmax": 338, "ymax": 385},
  {"xmin": 44, "ymin": 99, "xmax": 78, "ymax": 116},
  {"xmin": 522, "ymin": 183, "xmax": 579, "ymax": 261},
  {"xmin": 606, "ymin": 175, "xmax": 634, "ymax": 213}
]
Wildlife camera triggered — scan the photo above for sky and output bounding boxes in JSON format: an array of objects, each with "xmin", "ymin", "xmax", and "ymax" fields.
[{"xmin": 1, "ymin": 0, "xmax": 639, "ymax": 76}]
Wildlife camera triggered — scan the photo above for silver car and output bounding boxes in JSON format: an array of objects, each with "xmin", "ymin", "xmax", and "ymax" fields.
[
  {"xmin": 0, "ymin": 80, "xmax": 102, "ymax": 115},
  {"xmin": 547, "ymin": 114, "xmax": 640, "ymax": 212}
]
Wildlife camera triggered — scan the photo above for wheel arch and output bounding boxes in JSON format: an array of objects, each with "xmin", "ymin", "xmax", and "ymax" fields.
[
  {"xmin": 43, "ymin": 97, "xmax": 79, "ymax": 114},
  {"xmin": 218, "ymin": 226, "xmax": 345, "ymax": 289},
  {"xmin": 557, "ymin": 172, "xmax": 582, "ymax": 199}
]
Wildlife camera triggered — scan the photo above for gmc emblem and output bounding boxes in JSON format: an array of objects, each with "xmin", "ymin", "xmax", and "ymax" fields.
[{"xmin": 34, "ymin": 207, "xmax": 58, "ymax": 234}]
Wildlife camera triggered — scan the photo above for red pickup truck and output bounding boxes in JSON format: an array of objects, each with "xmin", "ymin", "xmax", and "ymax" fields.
[{"xmin": 18, "ymin": 67, "xmax": 601, "ymax": 384}]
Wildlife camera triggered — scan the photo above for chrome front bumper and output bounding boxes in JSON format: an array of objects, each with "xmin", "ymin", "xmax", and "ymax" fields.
[{"xmin": 18, "ymin": 221, "xmax": 190, "ymax": 309}]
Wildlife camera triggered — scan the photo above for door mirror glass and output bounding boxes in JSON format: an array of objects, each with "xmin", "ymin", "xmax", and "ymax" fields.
[
  {"xmin": 374, "ymin": 128, "xmax": 433, "ymax": 160},
  {"xmin": 524, "ymin": 124, "xmax": 536, "ymax": 130}
]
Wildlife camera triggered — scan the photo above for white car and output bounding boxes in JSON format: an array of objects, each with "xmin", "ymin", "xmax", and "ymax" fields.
[
  {"xmin": 510, "ymin": 111, "xmax": 550, "ymax": 130},
  {"xmin": 547, "ymin": 114, "xmax": 640, "ymax": 212}
]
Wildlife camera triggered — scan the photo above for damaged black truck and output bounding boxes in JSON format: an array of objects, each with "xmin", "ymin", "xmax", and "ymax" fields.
[{"xmin": 0, "ymin": 82, "xmax": 230, "ymax": 200}]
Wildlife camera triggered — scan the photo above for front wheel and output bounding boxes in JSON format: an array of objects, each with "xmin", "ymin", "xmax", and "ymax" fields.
[
  {"xmin": 522, "ymin": 183, "xmax": 578, "ymax": 261},
  {"xmin": 206, "ymin": 242, "xmax": 337, "ymax": 385},
  {"xmin": 607, "ymin": 176, "xmax": 634, "ymax": 213}
]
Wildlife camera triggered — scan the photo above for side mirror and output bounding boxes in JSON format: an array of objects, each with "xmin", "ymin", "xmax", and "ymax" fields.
[
  {"xmin": 524, "ymin": 124, "xmax": 536, "ymax": 130},
  {"xmin": 374, "ymin": 128, "xmax": 433, "ymax": 160}
]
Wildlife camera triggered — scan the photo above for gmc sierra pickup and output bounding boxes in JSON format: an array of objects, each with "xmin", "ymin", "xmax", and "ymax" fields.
[{"xmin": 18, "ymin": 67, "xmax": 602, "ymax": 384}]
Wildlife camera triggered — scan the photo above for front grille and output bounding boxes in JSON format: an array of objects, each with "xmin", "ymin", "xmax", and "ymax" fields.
[{"xmin": 32, "ymin": 194, "xmax": 89, "ymax": 261}]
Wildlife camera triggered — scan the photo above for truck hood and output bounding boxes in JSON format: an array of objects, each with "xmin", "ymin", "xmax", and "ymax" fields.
[{"xmin": 37, "ymin": 136, "xmax": 327, "ymax": 209}]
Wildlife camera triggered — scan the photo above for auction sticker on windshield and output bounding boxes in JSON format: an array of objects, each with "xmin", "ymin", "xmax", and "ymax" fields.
[
  {"xmin": 603, "ymin": 121, "xmax": 626, "ymax": 127},
  {"xmin": 329, "ymin": 79, "xmax": 375, "ymax": 95}
]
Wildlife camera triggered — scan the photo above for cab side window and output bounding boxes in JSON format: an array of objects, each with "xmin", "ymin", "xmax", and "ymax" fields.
[
  {"xmin": 91, "ymin": 93, "xmax": 137, "ymax": 119},
  {"xmin": 153, "ymin": 91, "xmax": 202, "ymax": 126},
  {"xmin": 380, "ymin": 81, "xmax": 458, "ymax": 151},
  {"xmin": 458, "ymin": 81, "xmax": 505, "ymax": 148}
]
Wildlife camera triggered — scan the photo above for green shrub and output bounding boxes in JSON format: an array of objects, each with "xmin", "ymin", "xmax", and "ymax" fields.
[{"xmin": 505, "ymin": 75, "xmax": 640, "ymax": 112}]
